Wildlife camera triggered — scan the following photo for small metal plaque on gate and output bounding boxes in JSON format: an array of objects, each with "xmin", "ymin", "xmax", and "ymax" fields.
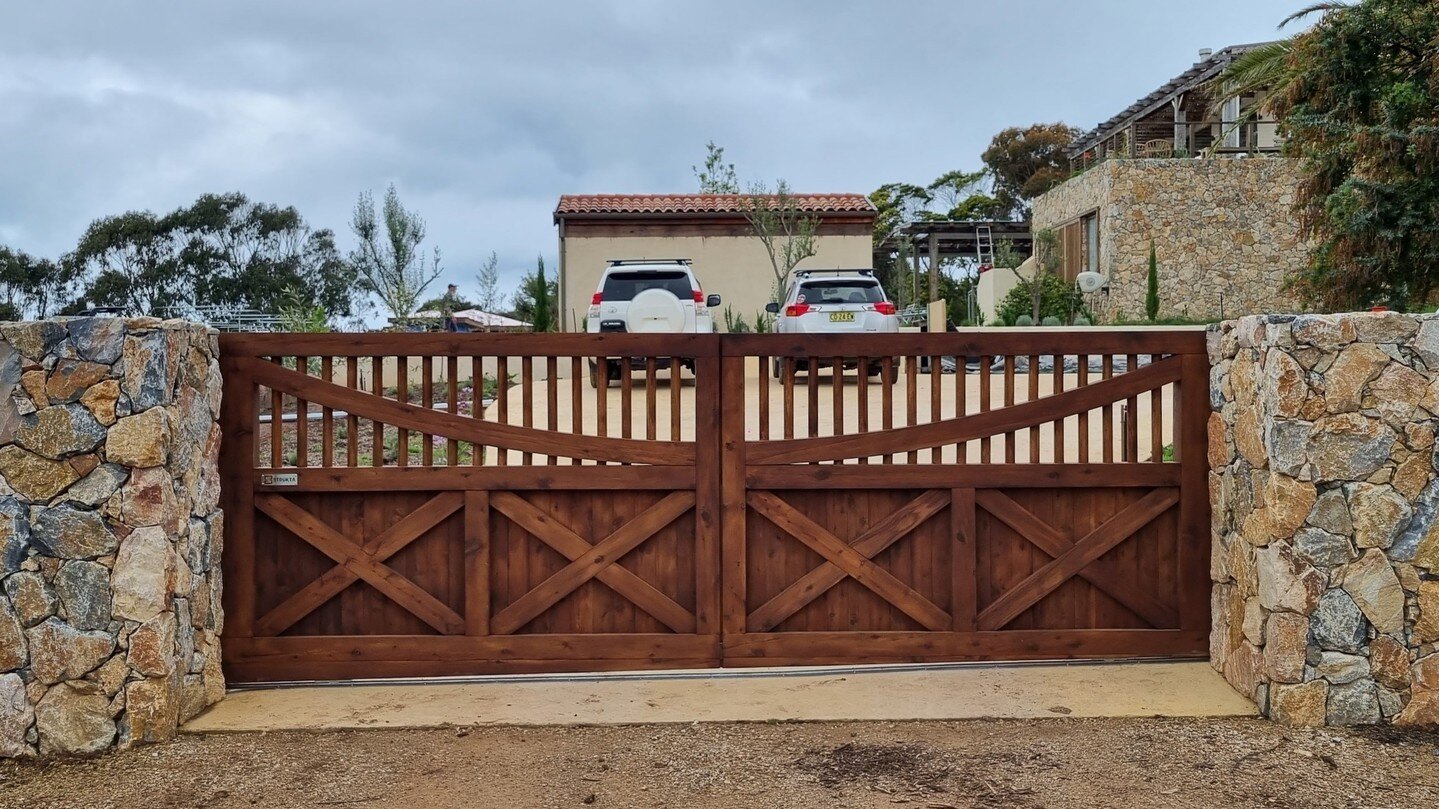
[{"xmin": 261, "ymin": 473, "xmax": 299, "ymax": 486}]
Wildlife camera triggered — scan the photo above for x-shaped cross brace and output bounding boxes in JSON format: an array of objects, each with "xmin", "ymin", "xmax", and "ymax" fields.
[
  {"xmin": 488, "ymin": 491, "xmax": 697, "ymax": 635},
  {"xmin": 747, "ymin": 490, "xmax": 953, "ymax": 632},
  {"xmin": 974, "ymin": 488, "xmax": 1180, "ymax": 630},
  {"xmin": 256, "ymin": 492, "xmax": 466, "ymax": 635}
]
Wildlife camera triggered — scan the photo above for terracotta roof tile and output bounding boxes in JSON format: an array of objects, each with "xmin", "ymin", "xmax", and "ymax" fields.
[{"xmin": 554, "ymin": 193, "xmax": 876, "ymax": 217}]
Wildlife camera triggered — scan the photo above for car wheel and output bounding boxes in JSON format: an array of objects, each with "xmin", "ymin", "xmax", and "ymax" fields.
[
  {"xmin": 870, "ymin": 362, "xmax": 899, "ymax": 384},
  {"xmin": 588, "ymin": 360, "xmax": 616, "ymax": 389}
]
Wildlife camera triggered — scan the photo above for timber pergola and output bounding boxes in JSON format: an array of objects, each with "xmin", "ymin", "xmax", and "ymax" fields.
[{"xmin": 874, "ymin": 220, "xmax": 1034, "ymax": 305}]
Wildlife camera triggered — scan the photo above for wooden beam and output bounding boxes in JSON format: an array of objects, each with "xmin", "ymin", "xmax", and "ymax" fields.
[
  {"xmin": 747, "ymin": 491, "xmax": 951, "ymax": 632},
  {"xmin": 488, "ymin": 491, "xmax": 695, "ymax": 635},
  {"xmin": 746, "ymin": 490, "xmax": 950, "ymax": 631},
  {"xmin": 976, "ymin": 488, "xmax": 1179, "ymax": 630},
  {"xmin": 928, "ymin": 232, "xmax": 940, "ymax": 304},
  {"xmin": 255, "ymin": 492, "xmax": 465, "ymax": 636},
  {"xmin": 255, "ymin": 495, "xmax": 466, "ymax": 635},
  {"xmin": 489, "ymin": 492, "xmax": 697, "ymax": 634},
  {"xmin": 975, "ymin": 490, "xmax": 1179, "ymax": 628}
]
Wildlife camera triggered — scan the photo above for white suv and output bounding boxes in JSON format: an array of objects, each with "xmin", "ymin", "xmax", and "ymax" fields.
[
  {"xmin": 764, "ymin": 270, "xmax": 899, "ymax": 379},
  {"xmin": 585, "ymin": 259, "xmax": 720, "ymax": 386}
]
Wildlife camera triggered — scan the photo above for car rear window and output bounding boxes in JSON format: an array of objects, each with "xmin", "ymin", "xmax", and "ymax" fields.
[
  {"xmin": 602, "ymin": 271, "xmax": 693, "ymax": 301},
  {"xmin": 797, "ymin": 280, "xmax": 884, "ymax": 305}
]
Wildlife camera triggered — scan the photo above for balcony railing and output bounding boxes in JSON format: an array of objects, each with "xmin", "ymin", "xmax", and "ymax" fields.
[{"xmin": 1070, "ymin": 120, "xmax": 1281, "ymax": 172}]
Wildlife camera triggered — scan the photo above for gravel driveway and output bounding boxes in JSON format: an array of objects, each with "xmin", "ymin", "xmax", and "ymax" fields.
[{"xmin": 5, "ymin": 718, "xmax": 1438, "ymax": 809}]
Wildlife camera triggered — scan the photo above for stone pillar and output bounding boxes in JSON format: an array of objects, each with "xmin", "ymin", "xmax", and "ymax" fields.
[
  {"xmin": 0, "ymin": 317, "xmax": 223, "ymax": 757},
  {"xmin": 1210, "ymin": 312, "xmax": 1439, "ymax": 726}
]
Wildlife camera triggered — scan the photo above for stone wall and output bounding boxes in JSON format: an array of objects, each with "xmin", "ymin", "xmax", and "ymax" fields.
[
  {"xmin": 1033, "ymin": 159, "xmax": 1309, "ymax": 323},
  {"xmin": 0, "ymin": 318, "xmax": 223, "ymax": 757},
  {"xmin": 1209, "ymin": 312, "xmax": 1439, "ymax": 726}
]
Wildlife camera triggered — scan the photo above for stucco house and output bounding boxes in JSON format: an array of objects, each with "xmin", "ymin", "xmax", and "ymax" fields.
[
  {"xmin": 553, "ymin": 194, "xmax": 877, "ymax": 331},
  {"xmin": 1032, "ymin": 43, "xmax": 1308, "ymax": 322}
]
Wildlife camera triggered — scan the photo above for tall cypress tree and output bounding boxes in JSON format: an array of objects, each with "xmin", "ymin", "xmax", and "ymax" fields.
[
  {"xmin": 1145, "ymin": 241, "xmax": 1160, "ymax": 322},
  {"xmin": 528, "ymin": 256, "xmax": 554, "ymax": 333}
]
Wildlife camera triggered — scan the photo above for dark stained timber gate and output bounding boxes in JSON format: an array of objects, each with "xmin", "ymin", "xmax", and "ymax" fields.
[{"xmin": 219, "ymin": 330, "xmax": 1209, "ymax": 682}]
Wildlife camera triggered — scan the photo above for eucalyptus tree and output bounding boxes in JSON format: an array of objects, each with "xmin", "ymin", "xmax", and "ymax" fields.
[{"xmin": 349, "ymin": 184, "xmax": 442, "ymax": 325}]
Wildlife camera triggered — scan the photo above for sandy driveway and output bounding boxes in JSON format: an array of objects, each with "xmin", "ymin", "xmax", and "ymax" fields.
[{"xmin": 488, "ymin": 357, "xmax": 1175, "ymax": 465}]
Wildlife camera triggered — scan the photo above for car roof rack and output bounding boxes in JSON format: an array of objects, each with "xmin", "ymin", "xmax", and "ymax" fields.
[
  {"xmin": 794, "ymin": 268, "xmax": 875, "ymax": 277},
  {"xmin": 606, "ymin": 258, "xmax": 692, "ymax": 266}
]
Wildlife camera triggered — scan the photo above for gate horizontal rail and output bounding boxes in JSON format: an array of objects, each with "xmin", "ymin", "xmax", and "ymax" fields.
[{"xmin": 219, "ymin": 330, "xmax": 1209, "ymax": 682}]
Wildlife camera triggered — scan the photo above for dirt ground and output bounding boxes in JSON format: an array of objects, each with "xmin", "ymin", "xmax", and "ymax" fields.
[{"xmin": 5, "ymin": 718, "xmax": 1439, "ymax": 809}]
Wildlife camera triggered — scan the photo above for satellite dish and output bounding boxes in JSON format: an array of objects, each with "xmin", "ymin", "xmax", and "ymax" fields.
[{"xmin": 1076, "ymin": 272, "xmax": 1108, "ymax": 294}]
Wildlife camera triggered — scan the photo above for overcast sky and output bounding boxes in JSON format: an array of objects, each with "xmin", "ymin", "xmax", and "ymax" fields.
[{"xmin": 1, "ymin": 1, "xmax": 1301, "ymax": 302}]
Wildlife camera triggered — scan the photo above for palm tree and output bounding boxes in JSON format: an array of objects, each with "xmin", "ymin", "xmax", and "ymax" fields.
[{"xmin": 1204, "ymin": 3, "xmax": 1350, "ymax": 153}]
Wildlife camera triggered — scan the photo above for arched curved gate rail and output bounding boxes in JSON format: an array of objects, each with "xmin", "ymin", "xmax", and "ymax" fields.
[{"xmin": 219, "ymin": 330, "xmax": 1209, "ymax": 682}]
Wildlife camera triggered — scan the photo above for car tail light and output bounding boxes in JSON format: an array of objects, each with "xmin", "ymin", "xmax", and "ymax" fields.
[
  {"xmin": 785, "ymin": 303, "xmax": 810, "ymax": 317},
  {"xmin": 692, "ymin": 290, "xmax": 705, "ymax": 303},
  {"xmin": 874, "ymin": 302, "xmax": 897, "ymax": 315},
  {"xmin": 591, "ymin": 293, "xmax": 603, "ymax": 305}
]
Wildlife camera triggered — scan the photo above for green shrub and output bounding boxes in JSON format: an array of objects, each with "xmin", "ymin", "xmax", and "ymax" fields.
[
  {"xmin": 722, "ymin": 305, "xmax": 751, "ymax": 333},
  {"xmin": 996, "ymin": 273, "xmax": 1089, "ymax": 325},
  {"xmin": 1040, "ymin": 316, "xmax": 1062, "ymax": 327},
  {"xmin": 1014, "ymin": 314, "xmax": 1034, "ymax": 326}
]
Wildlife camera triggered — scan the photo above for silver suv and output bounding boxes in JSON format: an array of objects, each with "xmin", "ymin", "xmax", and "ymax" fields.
[
  {"xmin": 764, "ymin": 270, "xmax": 900, "ymax": 380},
  {"xmin": 585, "ymin": 259, "xmax": 720, "ymax": 386}
]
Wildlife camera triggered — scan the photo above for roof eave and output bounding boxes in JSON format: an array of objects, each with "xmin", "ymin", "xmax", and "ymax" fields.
[
  {"xmin": 1066, "ymin": 42, "xmax": 1277, "ymax": 157},
  {"xmin": 553, "ymin": 209, "xmax": 877, "ymax": 224}
]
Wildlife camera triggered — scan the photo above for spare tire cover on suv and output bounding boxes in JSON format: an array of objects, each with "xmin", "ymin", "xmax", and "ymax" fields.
[{"xmin": 625, "ymin": 288, "xmax": 687, "ymax": 332}]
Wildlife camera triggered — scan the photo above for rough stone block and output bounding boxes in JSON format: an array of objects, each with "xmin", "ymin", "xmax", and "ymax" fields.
[
  {"xmin": 24, "ymin": 617, "xmax": 115, "ymax": 685},
  {"xmin": 35, "ymin": 682, "xmax": 114, "ymax": 755},
  {"xmin": 1271, "ymin": 680, "xmax": 1328, "ymax": 727},
  {"xmin": 1340, "ymin": 550, "xmax": 1406, "ymax": 636},
  {"xmin": 1263, "ymin": 611, "xmax": 1308, "ymax": 684},
  {"xmin": 110, "ymin": 525, "xmax": 174, "ymax": 622}
]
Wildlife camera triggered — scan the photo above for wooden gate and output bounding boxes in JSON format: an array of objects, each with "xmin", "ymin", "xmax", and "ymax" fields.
[
  {"xmin": 219, "ymin": 330, "xmax": 1209, "ymax": 682},
  {"xmin": 219, "ymin": 334, "xmax": 721, "ymax": 681},
  {"xmin": 719, "ymin": 332, "xmax": 1210, "ymax": 666}
]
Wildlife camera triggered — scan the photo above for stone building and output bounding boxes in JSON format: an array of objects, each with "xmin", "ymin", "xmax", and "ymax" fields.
[
  {"xmin": 553, "ymin": 194, "xmax": 877, "ymax": 331},
  {"xmin": 1031, "ymin": 43, "xmax": 1309, "ymax": 322}
]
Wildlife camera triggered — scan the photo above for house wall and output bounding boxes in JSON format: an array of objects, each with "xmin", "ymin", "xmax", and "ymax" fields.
[
  {"xmin": 976, "ymin": 261, "xmax": 1033, "ymax": 324},
  {"xmin": 557, "ymin": 233, "xmax": 874, "ymax": 331},
  {"xmin": 1033, "ymin": 159, "xmax": 1308, "ymax": 323}
]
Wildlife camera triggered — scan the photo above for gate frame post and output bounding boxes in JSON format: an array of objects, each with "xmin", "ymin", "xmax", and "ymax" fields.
[
  {"xmin": 692, "ymin": 337, "xmax": 723, "ymax": 649},
  {"xmin": 717, "ymin": 345, "xmax": 749, "ymax": 658}
]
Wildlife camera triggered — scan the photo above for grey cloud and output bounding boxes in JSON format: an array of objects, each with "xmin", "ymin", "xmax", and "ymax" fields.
[{"xmin": 1, "ymin": 0, "xmax": 1300, "ymax": 298}]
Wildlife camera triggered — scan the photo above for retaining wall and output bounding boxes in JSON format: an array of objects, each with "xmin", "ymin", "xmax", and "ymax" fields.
[
  {"xmin": 0, "ymin": 317, "xmax": 223, "ymax": 756},
  {"xmin": 1209, "ymin": 312, "xmax": 1439, "ymax": 725}
]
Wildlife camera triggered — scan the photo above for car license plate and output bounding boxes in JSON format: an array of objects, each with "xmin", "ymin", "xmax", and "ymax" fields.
[{"xmin": 829, "ymin": 312, "xmax": 855, "ymax": 323}]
